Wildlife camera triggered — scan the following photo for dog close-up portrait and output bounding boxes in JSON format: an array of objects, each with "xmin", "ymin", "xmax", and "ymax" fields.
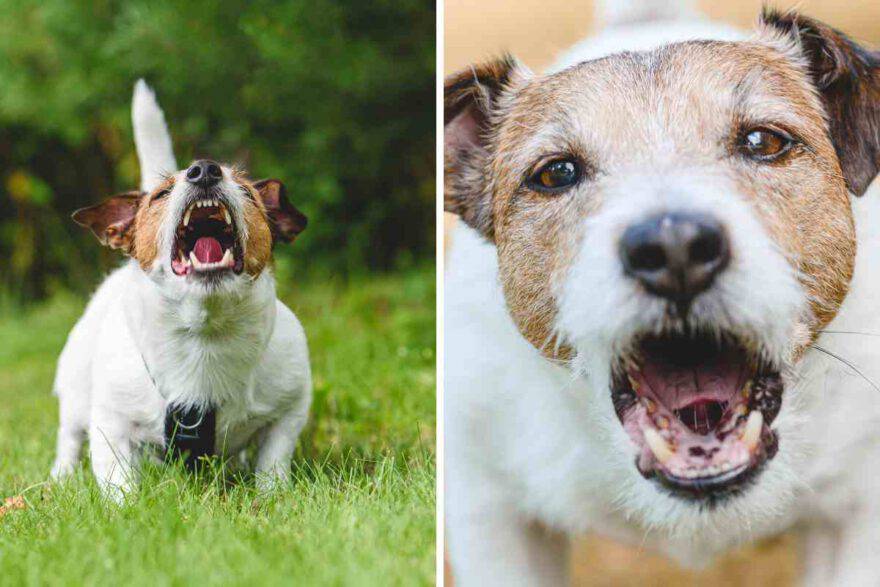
[
  {"xmin": 53, "ymin": 81, "xmax": 312, "ymax": 496},
  {"xmin": 444, "ymin": 0, "xmax": 880, "ymax": 585}
]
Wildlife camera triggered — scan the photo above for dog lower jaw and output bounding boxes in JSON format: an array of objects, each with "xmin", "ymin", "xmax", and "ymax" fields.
[{"xmin": 610, "ymin": 330, "xmax": 784, "ymax": 504}]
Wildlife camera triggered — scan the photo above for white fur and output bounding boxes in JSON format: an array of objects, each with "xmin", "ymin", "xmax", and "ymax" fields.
[
  {"xmin": 51, "ymin": 83, "xmax": 311, "ymax": 498},
  {"xmin": 445, "ymin": 3, "xmax": 880, "ymax": 585}
]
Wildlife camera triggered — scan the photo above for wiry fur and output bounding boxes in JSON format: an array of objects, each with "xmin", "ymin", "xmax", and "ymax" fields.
[
  {"xmin": 51, "ymin": 82, "xmax": 311, "ymax": 498},
  {"xmin": 445, "ymin": 2, "xmax": 880, "ymax": 585}
]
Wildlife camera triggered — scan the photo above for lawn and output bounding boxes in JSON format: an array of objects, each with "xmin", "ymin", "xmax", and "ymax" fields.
[{"xmin": 0, "ymin": 265, "xmax": 436, "ymax": 586}]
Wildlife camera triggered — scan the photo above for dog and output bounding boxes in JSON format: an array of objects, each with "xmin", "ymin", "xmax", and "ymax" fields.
[
  {"xmin": 50, "ymin": 81, "xmax": 312, "ymax": 498},
  {"xmin": 444, "ymin": 1, "xmax": 880, "ymax": 584}
]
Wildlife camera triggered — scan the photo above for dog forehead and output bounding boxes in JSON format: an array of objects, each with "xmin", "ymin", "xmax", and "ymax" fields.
[{"xmin": 497, "ymin": 41, "xmax": 827, "ymax": 167}]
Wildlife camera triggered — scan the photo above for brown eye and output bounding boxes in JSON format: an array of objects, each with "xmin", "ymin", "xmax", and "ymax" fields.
[
  {"xmin": 528, "ymin": 159, "xmax": 582, "ymax": 192},
  {"xmin": 739, "ymin": 128, "xmax": 793, "ymax": 161},
  {"xmin": 153, "ymin": 188, "xmax": 170, "ymax": 201}
]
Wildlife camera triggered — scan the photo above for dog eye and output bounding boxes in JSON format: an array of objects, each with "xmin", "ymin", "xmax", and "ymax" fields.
[
  {"xmin": 528, "ymin": 159, "xmax": 582, "ymax": 192},
  {"xmin": 739, "ymin": 128, "xmax": 793, "ymax": 162},
  {"xmin": 153, "ymin": 188, "xmax": 171, "ymax": 201}
]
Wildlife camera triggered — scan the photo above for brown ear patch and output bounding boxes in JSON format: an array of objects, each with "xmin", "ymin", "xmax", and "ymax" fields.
[
  {"xmin": 253, "ymin": 179, "xmax": 307, "ymax": 244},
  {"xmin": 762, "ymin": 9, "xmax": 880, "ymax": 196},
  {"xmin": 444, "ymin": 55, "xmax": 530, "ymax": 239},
  {"xmin": 72, "ymin": 191, "xmax": 143, "ymax": 251}
]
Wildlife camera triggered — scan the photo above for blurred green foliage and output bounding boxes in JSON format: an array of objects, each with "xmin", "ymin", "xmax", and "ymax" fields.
[{"xmin": 0, "ymin": 0, "xmax": 435, "ymax": 302}]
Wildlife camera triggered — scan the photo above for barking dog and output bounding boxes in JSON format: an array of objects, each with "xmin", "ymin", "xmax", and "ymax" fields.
[
  {"xmin": 51, "ymin": 81, "xmax": 311, "ymax": 497},
  {"xmin": 445, "ymin": 1, "xmax": 880, "ymax": 585}
]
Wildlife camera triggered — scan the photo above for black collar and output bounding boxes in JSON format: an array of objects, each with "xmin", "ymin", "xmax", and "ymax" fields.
[{"xmin": 164, "ymin": 404, "xmax": 217, "ymax": 470}]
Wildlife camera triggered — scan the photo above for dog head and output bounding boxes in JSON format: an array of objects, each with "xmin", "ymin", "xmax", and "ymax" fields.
[
  {"xmin": 74, "ymin": 81, "xmax": 307, "ymax": 298},
  {"xmin": 446, "ymin": 11, "xmax": 880, "ymax": 529},
  {"xmin": 73, "ymin": 161, "xmax": 306, "ymax": 295}
]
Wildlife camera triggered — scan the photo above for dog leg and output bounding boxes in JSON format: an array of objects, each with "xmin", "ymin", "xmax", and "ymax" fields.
[
  {"xmin": 254, "ymin": 404, "xmax": 308, "ymax": 491},
  {"xmin": 89, "ymin": 419, "xmax": 137, "ymax": 501},
  {"xmin": 50, "ymin": 423, "xmax": 86, "ymax": 479},
  {"xmin": 50, "ymin": 391, "xmax": 88, "ymax": 479}
]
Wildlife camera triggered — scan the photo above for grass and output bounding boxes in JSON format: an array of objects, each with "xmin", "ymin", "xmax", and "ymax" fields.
[{"xmin": 0, "ymin": 265, "xmax": 436, "ymax": 586}]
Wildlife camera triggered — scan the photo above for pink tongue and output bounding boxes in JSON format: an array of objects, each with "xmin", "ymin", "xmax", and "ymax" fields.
[{"xmin": 193, "ymin": 237, "xmax": 223, "ymax": 263}]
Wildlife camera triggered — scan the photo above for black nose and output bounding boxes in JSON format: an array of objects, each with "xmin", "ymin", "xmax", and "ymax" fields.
[
  {"xmin": 620, "ymin": 212, "xmax": 730, "ymax": 309},
  {"xmin": 185, "ymin": 159, "xmax": 223, "ymax": 187}
]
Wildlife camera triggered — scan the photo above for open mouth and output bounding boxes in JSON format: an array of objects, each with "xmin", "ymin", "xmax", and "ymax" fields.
[
  {"xmin": 171, "ymin": 197, "xmax": 244, "ymax": 276},
  {"xmin": 611, "ymin": 331, "xmax": 783, "ymax": 504}
]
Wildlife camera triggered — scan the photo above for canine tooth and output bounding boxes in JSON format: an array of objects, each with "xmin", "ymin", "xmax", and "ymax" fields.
[
  {"xmin": 223, "ymin": 208, "xmax": 232, "ymax": 224},
  {"xmin": 221, "ymin": 248, "xmax": 233, "ymax": 266},
  {"xmin": 183, "ymin": 207, "xmax": 192, "ymax": 227},
  {"xmin": 643, "ymin": 398, "xmax": 656, "ymax": 414},
  {"xmin": 643, "ymin": 428, "xmax": 674, "ymax": 464},
  {"xmin": 189, "ymin": 251, "xmax": 202, "ymax": 269},
  {"xmin": 627, "ymin": 375, "xmax": 640, "ymax": 392},
  {"xmin": 742, "ymin": 410, "xmax": 763, "ymax": 451}
]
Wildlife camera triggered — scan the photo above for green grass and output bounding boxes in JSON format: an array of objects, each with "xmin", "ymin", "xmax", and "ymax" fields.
[{"xmin": 0, "ymin": 266, "xmax": 436, "ymax": 586}]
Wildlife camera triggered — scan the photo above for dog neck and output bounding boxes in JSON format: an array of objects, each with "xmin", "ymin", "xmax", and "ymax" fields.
[{"xmin": 123, "ymin": 260, "xmax": 278, "ymax": 409}]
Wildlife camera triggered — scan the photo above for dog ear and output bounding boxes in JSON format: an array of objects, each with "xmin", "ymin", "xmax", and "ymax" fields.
[
  {"xmin": 445, "ymin": 55, "xmax": 531, "ymax": 239},
  {"xmin": 72, "ymin": 191, "xmax": 142, "ymax": 251},
  {"xmin": 253, "ymin": 179, "xmax": 308, "ymax": 244},
  {"xmin": 762, "ymin": 9, "xmax": 880, "ymax": 196}
]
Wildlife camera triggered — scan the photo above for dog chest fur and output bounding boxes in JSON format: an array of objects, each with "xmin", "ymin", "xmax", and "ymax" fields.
[{"xmin": 55, "ymin": 260, "xmax": 311, "ymax": 455}]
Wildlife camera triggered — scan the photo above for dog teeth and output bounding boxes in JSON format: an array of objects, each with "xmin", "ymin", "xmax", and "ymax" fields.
[
  {"xmin": 742, "ymin": 410, "xmax": 763, "ymax": 451},
  {"xmin": 643, "ymin": 428, "xmax": 674, "ymax": 465},
  {"xmin": 183, "ymin": 207, "xmax": 192, "ymax": 227},
  {"xmin": 188, "ymin": 248, "xmax": 234, "ymax": 272},
  {"xmin": 627, "ymin": 375, "xmax": 640, "ymax": 392},
  {"xmin": 223, "ymin": 208, "xmax": 231, "ymax": 224}
]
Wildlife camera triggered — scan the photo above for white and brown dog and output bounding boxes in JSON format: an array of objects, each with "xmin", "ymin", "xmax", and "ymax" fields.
[
  {"xmin": 445, "ymin": 1, "xmax": 880, "ymax": 585},
  {"xmin": 51, "ymin": 81, "xmax": 311, "ymax": 498}
]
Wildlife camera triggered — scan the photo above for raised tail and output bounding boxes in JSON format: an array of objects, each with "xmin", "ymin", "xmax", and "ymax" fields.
[
  {"xmin": 596, "ymin": 0, "xmax": 699, "ymax": 28},
  {"xmin": 132, "ymin": 79, "xmax": 177, "ymax": 193}
]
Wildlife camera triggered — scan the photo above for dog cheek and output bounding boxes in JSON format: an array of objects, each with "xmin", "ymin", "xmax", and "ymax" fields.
[
  {"xmin": 243, "ymin": 207, "xmax": 273, "ymax": 276},
  {"xmin": 496, "ymin": 197, "xmax": 587, "ymax": 360},
  {"xmin": 131, "ymin": 201, "xmax": 167, "ymax": 270}
]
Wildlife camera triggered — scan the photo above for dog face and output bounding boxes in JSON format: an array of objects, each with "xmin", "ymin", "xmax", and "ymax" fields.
[
  {"xmin": 74, "ymin": 159, "xmax": 306, "ymax": 296},
  {"xmin": 446, "ymin": 11, "xmax": 880, "ymax": 522}
]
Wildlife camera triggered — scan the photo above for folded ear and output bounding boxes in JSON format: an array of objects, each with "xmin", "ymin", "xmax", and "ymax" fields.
[
  {"xmin": 762, "ymin": 9, "xmax": 880, "ymax": 196},
  {"xmin": 72, "ymin": 191, "xmax": 142, "ymax": 251},
  {"xmin": 445, "ymin": 55, "xmax": 531, "ymax": 239},
  {"xmin": 253, "ymin": 179, "xmax": 308, "ymax": 244}
]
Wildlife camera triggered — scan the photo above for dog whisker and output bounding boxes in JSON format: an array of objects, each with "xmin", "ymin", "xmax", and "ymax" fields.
[{"xmin": 810, "ymin": 344, "xmax": 880, "ymax": 394}]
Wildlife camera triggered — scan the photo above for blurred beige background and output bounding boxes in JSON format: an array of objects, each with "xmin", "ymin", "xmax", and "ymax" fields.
[{"xmin": 444, "ymin": 1, "xmax": 880, "ymax": 586}]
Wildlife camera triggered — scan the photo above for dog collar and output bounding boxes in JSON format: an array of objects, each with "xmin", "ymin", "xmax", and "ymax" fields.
[{"xmin": 164, "ymin": 404, "xmax": 217, "ymax": 470}]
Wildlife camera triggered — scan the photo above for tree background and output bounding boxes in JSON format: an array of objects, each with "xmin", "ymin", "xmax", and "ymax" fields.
[{"xmin": 0, "ymin": 0, "xmax": 435, "ymax": 303}]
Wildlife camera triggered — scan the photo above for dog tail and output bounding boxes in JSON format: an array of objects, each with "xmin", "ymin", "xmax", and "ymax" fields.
[
  {"xmin": 596, "ymin": 0, "xmax": 699, "ymax": 28},
  {"xmin": 132, "ymin": 79, "xmax": 177, "ymax": 193}
]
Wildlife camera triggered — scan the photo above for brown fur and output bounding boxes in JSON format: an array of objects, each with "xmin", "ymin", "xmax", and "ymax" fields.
[
  {"xmin": 131, "ymin": 177, "xmax": 174, "ymax": 269},
  {"xmin": 76, "ymin": 171, "xmax": 306, "ymax": 280},
  {"xmin": 444, "ymin": 12, "xmax": 879, "ymax": 360}
]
